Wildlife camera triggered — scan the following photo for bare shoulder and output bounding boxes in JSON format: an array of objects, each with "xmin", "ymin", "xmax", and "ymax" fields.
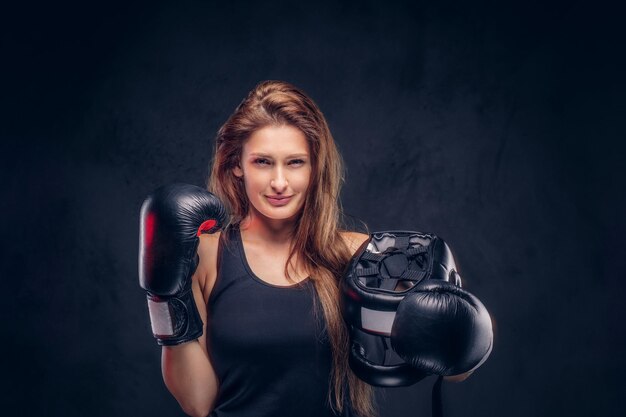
[
  {"xmin": 340, "ymin": 231, "xmax": 370, "ymax": 256},
  {"xmin": 195, "ymin": 231, "xmax": 222, "ymax": 303}
]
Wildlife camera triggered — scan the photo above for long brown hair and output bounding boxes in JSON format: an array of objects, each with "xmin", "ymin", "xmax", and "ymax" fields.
[{"xmin": 208, "ymin": 80, "xmax": 375, "ymax": 417}]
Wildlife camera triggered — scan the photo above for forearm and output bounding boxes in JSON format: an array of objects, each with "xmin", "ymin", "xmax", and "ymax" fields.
[{"xmin": 162, "ymin": 341, "xmax": 218, "ymax": 417}]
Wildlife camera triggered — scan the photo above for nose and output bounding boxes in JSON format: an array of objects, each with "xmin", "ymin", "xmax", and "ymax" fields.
[{"xmin": 270, "ymin": 167, "xmax": 288, "ymax": 192}]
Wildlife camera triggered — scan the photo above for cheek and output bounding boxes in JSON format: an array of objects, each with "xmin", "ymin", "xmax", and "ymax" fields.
[
  {"xmin": 291, "ymin": 171, "xmax": 310, "ymax": 192},
  {"xmin": 242, "ymin": 178, "xmax": 258, "ymax": 195},
  {"xmin": 242, "ymin": 170, "xmax": 267, "ymax": 194}
]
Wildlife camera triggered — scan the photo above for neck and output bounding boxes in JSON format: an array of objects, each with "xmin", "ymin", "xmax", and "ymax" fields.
[{"xmin": 239, "ymin": 208, "xmax": 299, "ymax": 245}]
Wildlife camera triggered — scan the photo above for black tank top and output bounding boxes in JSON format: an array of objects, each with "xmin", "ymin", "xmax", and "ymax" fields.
[{"xmin": 207, "ymin": 227, "xmax": 340, "ymax": 417}]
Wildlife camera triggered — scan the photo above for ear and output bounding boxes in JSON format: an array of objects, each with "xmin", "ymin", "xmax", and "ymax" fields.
[{"xmin": 233, "ymin": 165, "xmax": 243, "ymax": 178}]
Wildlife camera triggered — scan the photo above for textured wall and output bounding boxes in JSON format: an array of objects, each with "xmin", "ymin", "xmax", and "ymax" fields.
[{"xmin": 2, "ymin": 1, "xmax": 624, "ymax": 416}]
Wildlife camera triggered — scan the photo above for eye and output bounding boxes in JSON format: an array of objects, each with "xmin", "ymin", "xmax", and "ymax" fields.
[
  {"xmin": 253, "ymin": 158, "xmax": 271, "ymax": 166},
  {"xmin": 288, "ymin": 159, "xmax": 306, "ymax": 166}
]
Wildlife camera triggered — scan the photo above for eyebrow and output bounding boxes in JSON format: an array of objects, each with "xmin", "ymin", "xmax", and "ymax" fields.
[{"xmin": 249, "ymin": 152, "xmax": 309, "ymax": 158}]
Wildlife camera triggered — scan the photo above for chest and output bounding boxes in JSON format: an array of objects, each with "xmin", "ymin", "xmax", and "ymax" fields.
[
  {"xmin": 209, "ymin": 280, "xmax": 328, "ymax": 362},
  {"xmin": 241, "ymin": 239, "xmax": 308, "ymax": 286}
]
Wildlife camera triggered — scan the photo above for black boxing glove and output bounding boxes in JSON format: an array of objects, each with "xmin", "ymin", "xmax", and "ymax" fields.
[
  {"xmin": 390, "ymin": 280, "xmax": 493, "ymax": 376},
  {"xmin": 139, "ymin": 183, "xmax": 227, "ymax": 346}
]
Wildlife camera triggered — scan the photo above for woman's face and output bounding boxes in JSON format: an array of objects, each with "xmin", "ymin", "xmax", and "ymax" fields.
[{"xmin": 234, "ymin": 125, "xmax": 312, "ymax": 223}]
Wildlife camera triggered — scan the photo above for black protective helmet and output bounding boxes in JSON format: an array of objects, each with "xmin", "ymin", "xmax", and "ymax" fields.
[{"xmin": 340, "ymin": 230, "xmax": 462, "ymax": 387}]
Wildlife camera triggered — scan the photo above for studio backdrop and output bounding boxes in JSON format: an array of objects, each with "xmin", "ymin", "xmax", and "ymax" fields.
[{"xmin": 2, "ymin": 1, "xmax": 624, "ymax": 416}]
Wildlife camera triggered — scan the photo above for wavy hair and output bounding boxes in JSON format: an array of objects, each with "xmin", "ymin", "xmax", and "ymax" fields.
[{"xmin": 208, "ymin": 80, "xmax": 375, "ymax": 417}]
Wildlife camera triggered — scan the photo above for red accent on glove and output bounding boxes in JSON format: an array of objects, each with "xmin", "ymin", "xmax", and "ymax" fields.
[
  {"xmin": 144, "ymin": 212, "xmax": 156, "ymax": 249},
  {"xmin": 197, "ymin": 219, "xmax": 217, "ymax": 236}
]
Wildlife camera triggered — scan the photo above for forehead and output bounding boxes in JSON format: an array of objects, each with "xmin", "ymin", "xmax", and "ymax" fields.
[{"xmin": 243, "ymin": 125, "xmax": 309, "ymax": 156}]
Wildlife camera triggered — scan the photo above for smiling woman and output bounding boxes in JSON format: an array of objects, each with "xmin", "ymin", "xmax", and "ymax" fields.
[
  {"xmin": 151, "ymin": 80, "xmax": 376, "ymax": 417},
  {"xmin": 140, "ymin": 79, "xmax": 490, "ymax": 417}
]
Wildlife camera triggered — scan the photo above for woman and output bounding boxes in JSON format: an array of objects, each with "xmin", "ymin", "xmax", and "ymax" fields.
[{"xmin": 161, "ymin": 80, "xmax": 376, "ymax": 417}]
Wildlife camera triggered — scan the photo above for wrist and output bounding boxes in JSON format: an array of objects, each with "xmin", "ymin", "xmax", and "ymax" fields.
[
  {"xmin": 146, "ymin": 288, "xmax": 203, "ymax": 346},
  {"xmin": 444, "ymin": 370, "xmax": 473, "ymax": 383}
]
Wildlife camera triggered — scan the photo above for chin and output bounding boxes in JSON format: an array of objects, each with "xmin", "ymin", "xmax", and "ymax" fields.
[
  {"xmin": 259, "ymin": 204, "xmax": 304, "ymax": 222},
  {"xmin": 262, "ymin": 210, "xmax": 300, "ymax": 221}
]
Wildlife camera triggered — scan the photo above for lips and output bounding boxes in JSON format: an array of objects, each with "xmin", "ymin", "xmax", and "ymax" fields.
[{"xmin": 266, "ymin": 195, "xmax": 293, "ymax": 206}]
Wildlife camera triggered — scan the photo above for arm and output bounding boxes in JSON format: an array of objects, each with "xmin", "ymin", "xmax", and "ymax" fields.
[
  {"xmin": 444, "ymin": 371, "xmax": 473, "ymax": 383},
  {"xmin": 162, "ymin": 234, "xmax": 220, "ymax": 417},
  {"xmin": 342, "ymin": 233, "xmax": 490, "ymax": 382},
  {"xmin": 138, "ymin": 184, "xmax": 226, "ymax": 417}
]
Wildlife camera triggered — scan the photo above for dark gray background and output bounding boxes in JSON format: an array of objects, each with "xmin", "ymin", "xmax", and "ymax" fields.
[{"xmin": 2, "ymin": 0, "xmax": 624, "ymax": 416}]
